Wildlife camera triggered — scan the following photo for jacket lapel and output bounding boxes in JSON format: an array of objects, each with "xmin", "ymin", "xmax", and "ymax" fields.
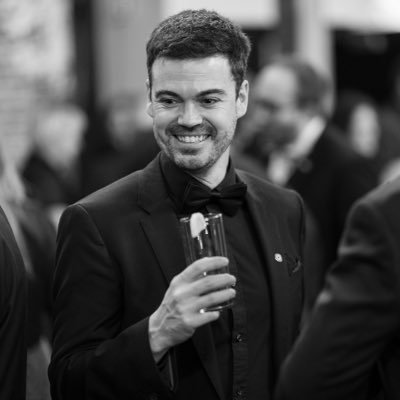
[
  {"xmin": 138, "ymin": 156, "xmax": 224, "ymax": 399},
  {"xmin": 238, "ymin": 171, "xmax": 293, "ymax": 375}
]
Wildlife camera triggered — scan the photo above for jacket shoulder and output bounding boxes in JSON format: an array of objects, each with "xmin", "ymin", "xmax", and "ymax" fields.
[
  {"xmin": 77, "ymin": 156, "xmax": 162, "ymax": 211},
  {"xmin": 353, "ymin": 177, "xmax": 400, "ymax": 218},
  {"xmin": 237, "ymin": 169, "xmax": 303, "ymax": 207},
  {"xmin": 79, "ymin": 170, "xmax": 142, "ymax": 211}
]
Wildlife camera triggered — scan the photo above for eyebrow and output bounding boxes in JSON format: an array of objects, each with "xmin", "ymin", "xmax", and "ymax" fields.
[
  {"xmin": 154, "ymin": 90, "xmax": 179, "ymax": 99},
  {"xmin": 154, "ymin": 89, "xmax": 227, "ymax": 99},
  {"xmin": 197, "ymin": 89, "xmax": 226, "ymax": 97}
]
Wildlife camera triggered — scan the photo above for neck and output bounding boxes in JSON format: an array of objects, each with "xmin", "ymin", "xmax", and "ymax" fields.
[{"xmin": 189, "ymin": 150, "xmax": 230, "ymax": 189}]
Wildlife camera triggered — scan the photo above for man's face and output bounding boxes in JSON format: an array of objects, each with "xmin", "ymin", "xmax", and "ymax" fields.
[
  {"xmin": 249, "ymin": 65, "xmax": 304, "ymax": 154},
  {"xmin": 147, "ymin": 56, "xmax": 248, "ymax": 175}
]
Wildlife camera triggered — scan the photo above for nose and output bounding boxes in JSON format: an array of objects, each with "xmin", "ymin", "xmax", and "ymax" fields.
[{"xmin": 177, "ymin": 102, "xmax": 202, "ymax": 127}]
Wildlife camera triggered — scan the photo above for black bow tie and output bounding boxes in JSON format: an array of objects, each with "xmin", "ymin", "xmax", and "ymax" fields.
[{"xmin": 181, "ymin": 181, "xmax": 247, "ymax": 216}]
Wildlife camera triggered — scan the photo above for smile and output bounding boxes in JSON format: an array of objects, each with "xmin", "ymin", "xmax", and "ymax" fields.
[{"xmin": 175, "ymin": 135, "xmax": 208, "ymax": 143}]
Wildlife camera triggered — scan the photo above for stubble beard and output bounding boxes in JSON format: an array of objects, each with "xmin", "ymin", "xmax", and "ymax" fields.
[{"xmin": 159, "ymin": 120, "xmax": 235, "ymax": 173}]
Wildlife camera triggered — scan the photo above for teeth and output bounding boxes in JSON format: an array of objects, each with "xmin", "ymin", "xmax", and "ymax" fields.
[{"xmin": 176, "ymin": 135, "xmax": 208, "ymax": 143}]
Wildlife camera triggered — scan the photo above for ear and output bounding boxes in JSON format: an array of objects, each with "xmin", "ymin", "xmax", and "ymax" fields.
[
  {"xmin": 236, "ymin": 80, "xmax": 249, "ymax": 119},
  {"xmin": 145, "ymin": 79, "xmax": 154, "ymax": 118}
]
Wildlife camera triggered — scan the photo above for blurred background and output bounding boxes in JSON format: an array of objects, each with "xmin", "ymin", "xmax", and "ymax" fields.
[{"xmin": 3, "ymin": 0, "xmax": 400, "ymax": 192}]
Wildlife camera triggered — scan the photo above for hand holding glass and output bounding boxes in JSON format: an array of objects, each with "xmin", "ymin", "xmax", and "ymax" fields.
[{"xmin": 180, "ymin": 213, "xmax": 233, "ymax": 311}]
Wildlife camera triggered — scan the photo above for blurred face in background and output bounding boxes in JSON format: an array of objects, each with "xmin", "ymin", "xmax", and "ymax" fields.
[
  {"xmin": 2, "ymin": 130, "xmax": 34, "ymax": 172},
  {"xmin": 348, "ymin": 102, "xmax": 381, "ymax": 158},
  {"xmin": 249, "ymin": 65, "xmax": 309, "ymax": 156},
  {"xmin": 37, "ymin": 106, "xmax": 86, "ymax": 171}
]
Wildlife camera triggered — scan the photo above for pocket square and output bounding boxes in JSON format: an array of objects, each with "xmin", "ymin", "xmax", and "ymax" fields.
[{"xmin": 284, "ymin": 253, "xmax": 302, "ymax": 276}]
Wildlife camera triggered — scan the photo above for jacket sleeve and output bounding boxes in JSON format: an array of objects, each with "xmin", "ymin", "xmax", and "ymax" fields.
[
  {"xmin": 275, "ymin": 198, "xmax": 400, "ymax": 400},
  {"xmin": 49, "ymin": 204, "xmax": 174, "ymax": 400}
]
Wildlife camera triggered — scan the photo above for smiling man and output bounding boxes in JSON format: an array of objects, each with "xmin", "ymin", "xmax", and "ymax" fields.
[
  {"xmin": 148, "ymin": 55, "xmax": 246, "ymax": 181},
  {"xmin": 49, "ymin": 9, "xmax": 305, "ymax": 400}
]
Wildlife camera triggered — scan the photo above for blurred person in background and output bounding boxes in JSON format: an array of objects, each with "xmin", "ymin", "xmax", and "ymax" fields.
[
  {"xmin": 379, "ymin": 55, "xmax": 400, "ymax": 165},
  {"xmin": 375, "ymin": 55, "xmax": 400, "ymax": 185},
  {"xmin": 23, "ymin": 101, "xmax": 87, "ymax": 228},
  {"xmin": 82, "ymin": 91, "xmax": 159, "ymax": 194},
  {"xmin": 0, "ymin": 137, "xmax": 56, "ymax": 400},
  {"xmin": 332, "ymin": 88, "xmax": 400, "ymax": 187},
  {"xmin": 332, "ymin": 90, "xmax": 386, "ymax": 174},
  {"xmin": 0, "ymin": 150, "xmax": 27, "ymax": 399},
  {"xmin": 230, "ymin": 77, "xmax": 268, "ymax": 178},
  {"xmin": 275, "ymin": 176, "xmax": 400, "ymax": 400},
  {"xmin": 243, "ymin": 56, "xmax": 377, "ymax": 308}
]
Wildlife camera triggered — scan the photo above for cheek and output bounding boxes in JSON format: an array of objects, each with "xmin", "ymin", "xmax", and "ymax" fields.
[
  {"xmin": 211, "ymin": 106, "xmax": 238, "ymax": 128},
  {"xmin": 279, "ymin": 110, "xmax": 297, "ymax": 124},
  {"xmin": 271, "ymin": 113, "xmax": 297, "ymax": 135},
  {"xmin": 151, "ymin": 111, "xmax": 173, "ymax": 131}
]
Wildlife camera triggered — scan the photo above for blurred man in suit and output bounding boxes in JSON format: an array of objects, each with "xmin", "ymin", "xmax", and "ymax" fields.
[
  {"xmin": 23, "ymin": 101, "xmax": 87, "ymax": 228},
  {"xmin": 245, "ymin": 56, "xmax": 377, "ymax": 308},
  {"xmin": 275, "ymin": 176, "xmax": 400, "ymax": 400},
  {"xmin": 0, "ymin": 205, "xmax": 26, "ymax": 399}
]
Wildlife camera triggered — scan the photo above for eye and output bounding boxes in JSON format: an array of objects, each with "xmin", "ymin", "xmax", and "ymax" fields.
[
  {"xmin": 158, "ymin": 97, "xmax": 179, "ymax": 107},
  {"xmin": 200, "ymin": 97, "xmax": 220, "ymax": 106}
]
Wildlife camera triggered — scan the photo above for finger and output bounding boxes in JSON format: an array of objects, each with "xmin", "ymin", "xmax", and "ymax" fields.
[
  {"xmin": 195, "ymin": 310, "xmax": 220, "ymax": 325},
  {"xmin": 181, "ymin": 256, "xmax": 229, "ymax": 281},
  {"xmin": 191, "ymin": 273, "xmax": 236, "ymax": 296},
  {"xmin": 193, "ymin": 287, "xmax": 236, "ymax": 314},
  {"xmin": 166, "ymin": 274, "xmax": 235, "ymax": 313}
]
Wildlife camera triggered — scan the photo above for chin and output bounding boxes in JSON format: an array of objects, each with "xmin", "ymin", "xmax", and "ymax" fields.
[
  {"xmin": 176, "ymin": 157, "xmax": 207, "ymax": 171},
  {"xmin": 172, "ymin": 152, "xmax": 212, "ymax": 172}
]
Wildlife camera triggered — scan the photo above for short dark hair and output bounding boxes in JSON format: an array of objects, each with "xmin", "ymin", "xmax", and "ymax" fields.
[{"xmin": 146, "ymin": 9, "xmax": 251, "ymax": 95}]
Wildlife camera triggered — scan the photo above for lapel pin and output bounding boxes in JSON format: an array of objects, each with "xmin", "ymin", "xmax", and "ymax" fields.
[{"xmin": 274, "ymin": 253, "xmax": 283, "ymax": 262}]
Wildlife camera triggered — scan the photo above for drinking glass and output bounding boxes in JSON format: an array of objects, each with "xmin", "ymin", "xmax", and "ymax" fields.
[{"xmin": 179, "ymin": 212, "xmax": 233, "ymax": 311}]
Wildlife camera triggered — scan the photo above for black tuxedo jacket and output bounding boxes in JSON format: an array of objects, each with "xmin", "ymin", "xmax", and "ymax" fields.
[
  {"xmin": 49, "ymin": 154, "xmax": 305, "ymax": 400},
  {"xmin": 275, "ymin": 177, "xmax": 400, "ymax": 400}
]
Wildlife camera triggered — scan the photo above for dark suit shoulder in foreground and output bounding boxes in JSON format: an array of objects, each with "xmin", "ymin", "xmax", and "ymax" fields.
[{"xmin": 275, "ymin": 177, "xmax": 400, "ymax": 400}]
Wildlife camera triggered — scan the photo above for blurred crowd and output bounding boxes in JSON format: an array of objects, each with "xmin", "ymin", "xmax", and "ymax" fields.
[
  {"xmin": 0, "ymin": 90, "xmax": 158, "ymax": 399},
  {"xmin": 2, "ymin": 53, "xmax": 400, "ymax": 398},
  {"xmin": 233, "ymin": 55, "xmax": 400, "ymax": 310}
]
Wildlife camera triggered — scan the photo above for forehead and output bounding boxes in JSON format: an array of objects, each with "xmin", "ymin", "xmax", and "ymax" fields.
[
  {"xmin": 254, "ymin": 65, "xmax": 298, "ymax": 104},
  {"xmin": 150, "ymin": 56, "xmax": 236, "ymax": 95}
]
